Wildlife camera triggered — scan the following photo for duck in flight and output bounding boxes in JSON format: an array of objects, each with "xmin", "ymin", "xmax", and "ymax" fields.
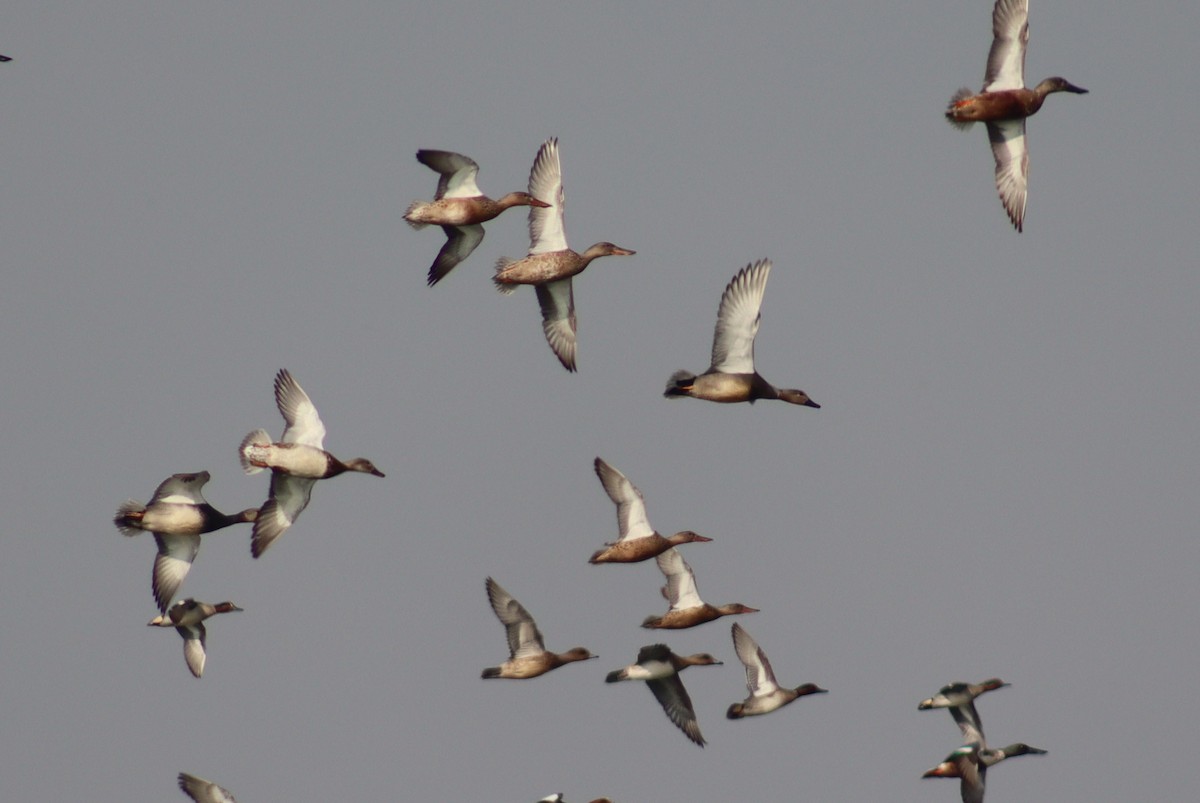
[
  {"xmin": 148, "ymin": 598, "xmax": 243, "ymax": 679},
  {"xmin": 945, "ymin": 0, "xmax": 1087, "ymax": 231},
  {"xmin": 493, "ymin": 137, "xmax": 635, "ymax": 372},
  {"xmin": 605, "ymin": 643, "xmax": 722, "ymax": 747},
  {"xmin": 481, "ymin": 577, "xmax": 595, "ymax": 679},
  {"xmin": 405, "ymin": 149, "xmax": 550, "ymax": 286},
  {"xmin": 923, "ymin": 741, "xmax": 1047, "ymax": 803},
  {"xmin": 918, "ymin": 677, "xmax": 1009, "ymax": 745},
  {"xmin": 115, "ymin": 471, "xmax": 257, "ymax": 613},
  {"xmin": 664, "ymin": 259, "xmax": 818, "ymax": 407},
  {"xmin": 641, "ymin": 547, "xmax": 759, "ymax": 630},
  {"xmin": 239, "ymin": 369, "xmax": 384, "ymax": 557},
  {"xmin": 726, "ymin": 622, "xmax": 826, "ymax": 719},
  {"xmin": 588, "ymin": 456, "xmax": 711, "ymax": 564}
]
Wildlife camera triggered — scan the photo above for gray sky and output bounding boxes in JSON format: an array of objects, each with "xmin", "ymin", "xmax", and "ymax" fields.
[{"xmin": 2, "ymin": 1, "xmax": 1198, "ymax": 800}]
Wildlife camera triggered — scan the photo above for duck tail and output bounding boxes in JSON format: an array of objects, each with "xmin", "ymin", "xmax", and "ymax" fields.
[
  {"xmin": 663, "ymin": 370, "xmax": 696, "ymax": 398},
  {"xmin": 492, "ymin": 257, "xmax": 517, "ymax": 295},
  {"xmin": 945, "ymin": 88, "xmax": 976, "ymax": 129},
  {"xmin": 239, "ymin": 429, "xmax": 272, "ymax": 474},
  {"xmin": 481, "ymin": 667, "xmax": 502, "ymax": 679},
  {"xmin": 402, "ymin": 202, "xmax": 429, "ymax": 229},
  {"xmin": 604, "ymin": 668, "xmax": 628, "ymax": 683},
  {"xmin": 113, "ymin": 500, "xmax": 146, "ymax": 536}
]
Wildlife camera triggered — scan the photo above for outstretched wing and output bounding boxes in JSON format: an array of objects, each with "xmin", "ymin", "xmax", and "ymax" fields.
[
  {"xmin": 486, "ymin": 577, "xmax": 547, "ymax": 659},
  {"xmin": 536, "ymin": 279, "xmax": 577, "ymax": 372},
  {"xmin": 527, "ymin": 138, "xmax": 567, "ymax": 254},
  {"xmin": 656, "ymin": 548, "xmax": 704, "ymax": 611},
  {"xmin": 427, "ymin": 224, "xmax": 485, "ymax": 286},
  {"xmin": 274, "ymin": 369, "xmax": 326, "ymax": 448},
  {"xmin": 987, "ymin": 120, "xmax": 1028, "ymax": 232},
  {"xmin": 710, "ymin": 260, "xmax": 770, "ymax": 374},
  {"xmin": 984, "ymin": 0, "xmax": 1028, "ymax": 92},
  {"xmin": 732, "ymin": 622, "xmax": 779, "ymax": 696},
  {"xmin": 594, "ymin": 457, "xmax": 655, "ymax": 541},
  {"xmin": 416, "ymin": 150, "xmax": 482, "ymax": 199}
]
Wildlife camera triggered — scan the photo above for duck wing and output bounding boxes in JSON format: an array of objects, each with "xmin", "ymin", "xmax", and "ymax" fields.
[
  {"xmin": 527, "ymin": 138, "xmax": 567, "ymax": 254},
  {"xmin": 647, "ymin": 674, "xmax": 705, "ymax": 746},
  {"xmin": 594, "ymin": 457, "xmax": 655, "ymax": 542},
  {"xmin": 274, "ymin": 369, "xmax": 326, "ymax": 448},
  {"xmin": 149, "ymin": 471, "xmax": 211, "ymax": 505},
  {"xmin": 177, "ymin": 621, "xmax": 208, "ymax": 678},
  {"xmin": 950, "ymin": 699, "xmax": 988, "ymax": 747},
  {"xmin": 486, "ymin": 577, "xmax": 547, "ymax": 659},
  {"xmin": 250, "ymin": 474, "xmax": 315, "ymax": 558},
  {"xmin": 427, "ymin": 224, "xmax": 485, "ymax": 286},
  {"xmin": 710, "ymin": 260, "xmax": 770, "ymax": 374},
  {"xmin": 178, "ymin": 772, "xmax": 239, "ymax": 803},
  {"xmin": 732, "ymin": 622, "xmax": 779, "ymax": 696},
  {"xmin": 961, "ymin": 758, "xmax": 986, "ymax": 803},
  {"xmin": 987, "ymin": 119, "xmax": 1028, "ymax": 232},
  {"xmin": 656, "ymin": 548, "xmax": 704, "ymax": 611},
  {"xmin": 536, "ymin": 279, "xmax": 577, "ymax": 372},
  {"xmin": 152, "ymin": 533, "xmax": 201, "ymax": 613},
  {"xmin": 416, "ymin": 149, "xmax": 482, "ymax": 199},
  {"xmin": 984, "ymin": 0, "xmax": 1028, "ymax": 91}
]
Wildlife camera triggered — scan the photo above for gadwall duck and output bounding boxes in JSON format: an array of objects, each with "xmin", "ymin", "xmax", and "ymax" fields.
[
  {"xmin": 605, "ymin": 643, "xmax": 722, "ymax": 747},
  {"xmin": 115, "ymin": 471, "xmax": 257, "ymax": 613},
  {"xmin": 946, "ymin": 0, "xmax": 1087, "ymax": 231},
  {"xmin": 588, "ymin": 457, "xmax": 711, "ymax": 564},
  {"xmin": 405, "ymin": 149, "xmax": 551, "ymax": 286},
  {"xmin": 642, "ymin": 547, "xmax": 758, "ymax": 629},
  {"xmin": 239, "ymin": 369, "xmax": 384, "ymax": 558},
  {"xmin": 923, "ymin": 741, "xmax": 1047, "ymax": 803},
  {"xmin": 148, "ymin": 599, "xmax": 242, "ymax": 679},
  {"xmin": 726, "ymin": 622, "xmax": 826, "ymax": 719},
  {"xmin": 482, "ymin": 577, "xmax": 595, "ymax": 679},
  {"xmin": 919, "ymin": 678, "xmax": 1010, "ymax": 746},
  {"xmin": 664, "ymin": 260, "xmax": 819, "ymax": 408},
  {"xmin": 493, "ymin": 137, "xmax": 635, "ymax": 372},
  {"xmin": 178, "ymin": 772, "xmax": 238, "ymax": 803}
]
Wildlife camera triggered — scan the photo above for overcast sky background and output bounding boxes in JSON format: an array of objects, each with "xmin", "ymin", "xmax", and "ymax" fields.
[{"xmin": 2, "ymin": 2, "xmax": 1198, "ymax": 801}]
